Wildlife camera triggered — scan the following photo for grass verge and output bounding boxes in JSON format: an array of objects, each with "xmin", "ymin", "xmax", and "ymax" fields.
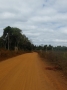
[
  {"xmin": 0, "ymin": 49, "xmax": 31, "ymax": 62},
  {"xmin": 38, "ymin": 51, "xmax": 67, "ymax": 77}
]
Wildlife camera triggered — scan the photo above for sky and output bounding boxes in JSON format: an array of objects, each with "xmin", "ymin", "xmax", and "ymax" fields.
[{"xmin": 0, "ymin": 0, "xmax": 67, "ymax": 46}]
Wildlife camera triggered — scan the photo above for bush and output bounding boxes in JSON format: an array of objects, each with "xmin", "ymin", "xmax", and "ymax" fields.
[
  {"xmin": 0, "ymin": 49, "xmax": 25, "ymax": 61},
  {"xmin": 38, "ymin": 51, "xmax": 67, "ymax": 76}
]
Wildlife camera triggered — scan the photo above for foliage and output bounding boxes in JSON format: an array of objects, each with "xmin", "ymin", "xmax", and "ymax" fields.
[
  {"xmin": 34, "ymin": 45, "xmax": 67, "ymax": 51},
  {"xmin": 38, "ymin": 51, "xmax": 67, "ymax": 76},
  {"xmin": 0, "ymin": 26, "xmax": 33, "ymax": 51}
]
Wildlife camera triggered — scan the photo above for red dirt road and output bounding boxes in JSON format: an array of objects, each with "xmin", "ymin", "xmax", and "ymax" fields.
[{"xmin": 0, "ymin": 52, "xmax": 67, "ymax": 90}]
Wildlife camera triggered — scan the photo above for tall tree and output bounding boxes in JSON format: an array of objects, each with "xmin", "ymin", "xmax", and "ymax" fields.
[
  {"xmin": 3, "ymin": 26, "xmax": 12, "ymax": 50},
  {"xmin": 2, "ymin": 26, "xmax": 33, "ymax": 51}
]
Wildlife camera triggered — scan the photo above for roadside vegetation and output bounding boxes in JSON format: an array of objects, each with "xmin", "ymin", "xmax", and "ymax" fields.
[
  {"xmin": 0, "ymin": 26, "xmax": 34, "ymax": 61},
  {"xmin": 37, "ymin": 45, "xmax": 67, "ymax": 77},
  {"xmin": 0, "ymin": 49, "xmax": 25, "ymax": 61}
]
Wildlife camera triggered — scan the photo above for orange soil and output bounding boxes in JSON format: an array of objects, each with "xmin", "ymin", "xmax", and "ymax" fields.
[{"xmin": 0, "ymin": 52, "xmax": 67, "ymax": 90}]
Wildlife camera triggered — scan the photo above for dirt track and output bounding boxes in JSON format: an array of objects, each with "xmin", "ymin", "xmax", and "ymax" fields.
[{"xmin": 0, "ymin": 52, "xmax": 67, "ymax": 90}]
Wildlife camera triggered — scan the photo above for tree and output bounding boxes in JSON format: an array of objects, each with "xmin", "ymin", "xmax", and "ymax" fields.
[
  {"xmin": 3, "ymin": 26, "xmax": 12, "ymax": 50},
  {"xmin": 43, "ymin": 45, "xmax": 47, "ymax": 51},
  {"xmin": 3, "ymin": 26, "xmax": 22, "ymax": 50},
  {"xmin": 47, "ymin": 45, "xmax": 53, "ymax": 50},
  {"xmin": 2, "ymin": 26, "xmax": 33, "ymax": 51}
]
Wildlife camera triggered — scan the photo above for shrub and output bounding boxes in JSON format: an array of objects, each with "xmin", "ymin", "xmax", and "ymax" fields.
[{"xmin": 38, "ymin": 51, "xmax": 67, "ymax": 76}]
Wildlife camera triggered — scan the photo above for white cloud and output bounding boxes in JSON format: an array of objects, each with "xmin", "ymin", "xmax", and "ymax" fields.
[{"xmin": 0, "ymin": 0, "xmax": 67, "ymax": 46}]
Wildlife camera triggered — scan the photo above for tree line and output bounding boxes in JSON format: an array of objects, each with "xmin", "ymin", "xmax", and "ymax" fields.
[
  {"xmin": 0, "ymin": 26, "xmax": 67, "ymax": 52},
  {"xmin": 34, "ymin": 45, "xmax": 67, "ymax": 51},
  {"xmin": 0, "ymin": 26, "xmax": 34, "ymax": 51}
]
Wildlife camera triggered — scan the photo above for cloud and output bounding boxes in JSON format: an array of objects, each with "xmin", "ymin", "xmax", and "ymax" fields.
[{"xmin": 0, "ymin": 0, "xmax": 67, "ymax": 46}]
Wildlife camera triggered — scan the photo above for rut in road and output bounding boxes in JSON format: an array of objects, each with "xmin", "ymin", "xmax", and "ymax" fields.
[{"xmin": 0, "ymin": 52, "xmax": 67, "ymax": 90}]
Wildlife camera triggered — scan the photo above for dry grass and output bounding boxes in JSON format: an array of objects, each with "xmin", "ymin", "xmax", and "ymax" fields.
[
  {"xmin": 0, "ymin": 49, "xmax": 26, "ymax": 61},
  {"xmin": 38, "ymin": 51, "xmax": 67, "ymax": 76}
]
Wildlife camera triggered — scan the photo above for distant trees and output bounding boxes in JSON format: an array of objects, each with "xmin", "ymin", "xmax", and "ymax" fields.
[
  {"xmin": 34, "ymin": 45, "xmax": 53, "ymax": 51},
  {"xmin": 53, "ymin": 46, "xmax": 67, "ymax": 51},
  {"xmin": 43, "ymin": 45, "xmax": 47, "ymax": 51},
  {"xmin": 0, "ymin": 26, "xmax": 33, "ymax": 51},
  {"xmin": 47, "ymin": 45, "xmax": 53, "ymax": 51},
  {"xmin": 34, "ymin": 45, "xmax": 67, "ymax": 51},
  {"xmin": 0, "ymin": 26, "xmax": 67, "ymax": 52}
]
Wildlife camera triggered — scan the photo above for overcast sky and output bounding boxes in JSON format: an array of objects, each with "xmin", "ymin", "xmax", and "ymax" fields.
[{"xmin": 0, "ymin": 0, "xmax": 67, "ymax": 46}]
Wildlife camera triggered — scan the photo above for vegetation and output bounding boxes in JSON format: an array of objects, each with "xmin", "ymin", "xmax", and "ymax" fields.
[
  {"xmin": 34, "ymin": 44, "xmax": 67, "ymax": 77},
  {"xmin": 0, "ymin": 49, "xmax": 25, "ymax": 61},
  {"xmin": 0, "ymin": 26, "xmax": 67, "ymax": 77},
  {"xmin": 38, "ymin": 50, "xmax": 67, "ymax": 76},
  {"xmin": 0, "ymin": 26, "xmax": 34, "ymax": 61},
  {"xmin": 34, "ymin": 44, "xmax": 67, "ymax": 51},
  {"xmin": 0, "ymin": 26, "xmax": 34, "ymax": 51}
]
